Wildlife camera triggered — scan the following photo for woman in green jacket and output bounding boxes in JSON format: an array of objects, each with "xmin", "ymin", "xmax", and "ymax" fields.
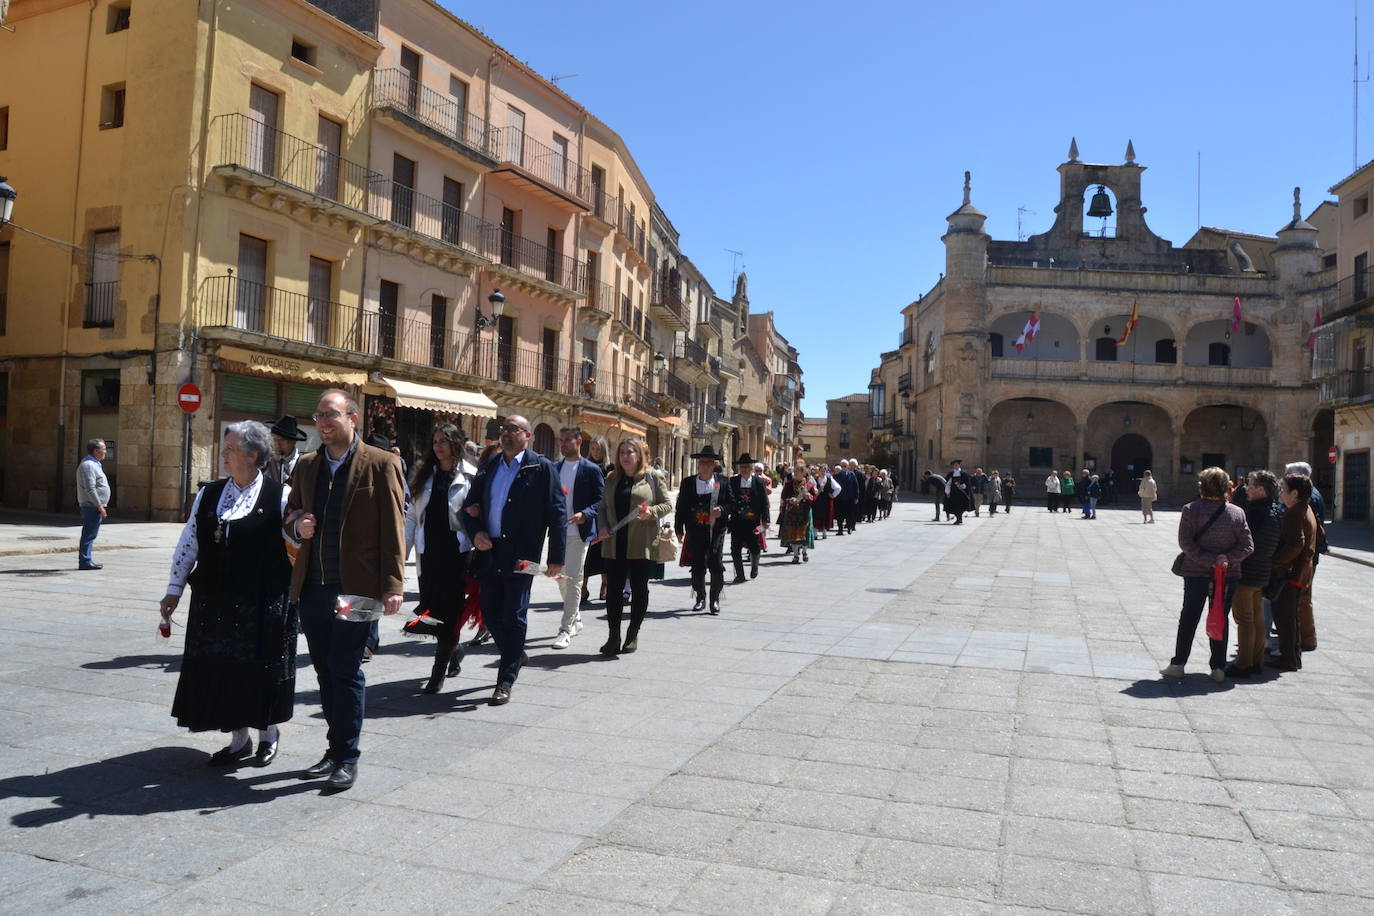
[
  {"xmin": 1059, "ymin": 470, "xmax": 1076, "ymax": 513},
  {"xmin": 593, "ymin": 437, "xmax": 674, "ymax": 655}
]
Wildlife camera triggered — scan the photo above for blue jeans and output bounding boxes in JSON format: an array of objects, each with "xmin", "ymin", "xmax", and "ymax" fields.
[
  {"xmin": 78, "ymin": 506, "xmax": 103, "ymax": 565},
  {"xmin": 298, "ymin": 584, "xmax": 369, "ymax": 765},
  {"xmin": 480, "ymin": 573, "xmax": 534, "ymax": 686},
  {"xmin": 1171, "ymin": 575, "xmax": 1237, "ymax": 670}
]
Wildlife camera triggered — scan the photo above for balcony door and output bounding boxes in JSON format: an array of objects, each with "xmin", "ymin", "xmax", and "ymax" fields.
[
  {"xmin": 391, "ymin": 153, "xmax": 416, "ymax": 228},
  {"xmin": 315, "ymin": 116, "xmax": 342, "ymax": 199},
  {"xmin": 500, "ymin": 207, "xmax": 517, "ymax": 266},
  {"xmin": 545, "ymin": 228, "xmax": 560, "ymax": 283},
  {"xmin": 590, "ymin": 165, "xmax": 606, "ymax": 219},
  {"xmin": 496, "ymin": 315, "xmax": 515, "ymax": 382},
  {"xmin": 246, "ymin": 84, "xmax": 278, "ymax": 175},
  {"xmin": 541, "ymin": 327, "xmax": 558, "ymax": 391},
  {"xmin": 399, "ymin": 46, "xmax": 421, "ymax": 111},
  {"xmin": 430, "ymin": 294, "xmax": 447, "ymax": 368},
  {"xmin": 1354, "ymin": 338, "xmax": 1370, "ymax": 399},
  {"xmin": 441, "ymin": 177, "xmax": 464, "ymax": 246},
  {"xmin": 235, "ymin": 234, "xmax": 268, "ymax": 332},
  {"xmin": 1357, "ymin": 252, "xmax": 1370, "ymax": 304},
  {"xmin": 505, "ymin": 105, "xmax": 525, "ymax": 165},
  {"xmin": 377, "ymin": 280, "xmax": 399, "ymax": 359},
  {"xmin": 307, "ymin": 256, "xmax": 331, "ymax": 345},
  {"xmin": 448, "ymin": 76, "xmax": 468, "ymax": 141}
]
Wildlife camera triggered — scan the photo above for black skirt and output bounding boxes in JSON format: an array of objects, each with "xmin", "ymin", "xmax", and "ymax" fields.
[
  {"xmin": 172, "ymin": 589, "xmax": 297, "ymax": 732},
  {"xmin": 582, "ymin": 540, "xmax": 606, "ymax": 577}
]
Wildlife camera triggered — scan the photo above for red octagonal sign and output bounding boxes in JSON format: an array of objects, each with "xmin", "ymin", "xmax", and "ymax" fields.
[
  {"xmin": 1328, "ymin": 445, "xmax": 1339, "ymax": 465},
  {"xmin": 178, "ymin": 382, "xmax": 202, "ymax": 414}
]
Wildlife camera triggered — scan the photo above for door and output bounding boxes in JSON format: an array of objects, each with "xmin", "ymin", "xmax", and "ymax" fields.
[
  {"xmin": 378, "ymin": 280, "xmax": 399, "ymax": 359},
  {"xmin": 496, "ymin": 315, "xmax": 515, "ymax": 382},
  {"xmin": 430, "ymin": 294, "xmax": 447, "ymax": 368},
  {"xmin": 307, "ymin": 257, "xmax": 332, "ymax": 345},
  {"xmin": 391, "ymin": 153, "xmax": 416, "ymax": 228},
  {"xmin": 315, "ymin": 116, "xmax": 342, "ymax": 199},
  {"xmin": 399, "ymin": 46, "xmax": 421, "ymax": 111},
  {"xmin": 500, "ymin": 207, "xmax": 517, "ymax": 266},
  {"xmin": 545, "ymin": 227, "xmax": 560, "ymax": 282},
  {"xmin": 1356, "ymin": 252, "xmax": 1369, "ymax": 303},
  {"xmin": 247, "ymin": 84, "xmax": 278, "ymax": 175},
  {"xmin": 505, "ymin": 105, "xmax": 524, "ymax": 165},
  {"xmin": 590, "ymin": 165, "xmax": 606, "ymax": 219},
  {"xmin": 441, "ymin": 177, "xmax": 463, "ymax": 246},
  {"xmin": 1344, "ymin": 450, "xmax": 1370, "ymax": 521},
  {"xmin": 235, "ymin": 234, "xmax": 268, "ymax": 331},
  {"xmin": 551, "ymin": 134, "xmax": 568, "ymax": 191},
  {"xmin": 1353, "ymin": 338, "xmax": 1369, "ymax": 399},
  {"xmin": 541, "ymin": 327, "xmax": 558, "ymax": 391},
  {"xmin": 1110, "ymin": 433, "xmax": 1152, "ymax": 496},
  {"xmin": 449, "ymin": 76, "xmax": 468, "ymax": 141}
]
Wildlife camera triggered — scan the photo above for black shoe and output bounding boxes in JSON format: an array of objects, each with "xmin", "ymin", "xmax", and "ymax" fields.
[
  {"xmin": 423, "ymin": 673, "xmax": 445, "ymax": 694},
  {"xmin": 253, "ymin": 740, "xmax": 279, "ymax": 767},
  {"xmin": 326, "ymin": 763, "xmax": 356, "ymax": 791},
  {"xmin": 692, "ymin": 594, "xmax": 706, "ymax": 613},
  {"xmin": 732, "ymin": 575, "xmax": 746, "ymax": 584},
  {"xmin": 792, "ymin": 554, "xmax": 800, "ymax": 564},
  {"xmin": 490, "ymin": 683, "xmax": 512, "ymax": 706},
  {"xmin": 1301, "ymin": 644, "xmax": 1317, "ymax": 652},
  {"xmin": 303, "ymin": 754, "xmax": 334, "ymax": 779},
  {"xmin": 208, "ymin": 741, "xmax": 252, "ymax": 767},
  {"xmin": 621, "ymin": 632, "xmax": 639, "ymax": 654},
  {"xmin": 1265, "ymin": 659, "xmax": 1299, "ymax": 672},
  {"xmin": 750, "ymin": 568, "xmax": 759, "ymax": 580},
  {"xmin": 710, "ymin": 600, "xmax": 721, "ymax": 616},
  {"xmin": 1223, "ymin": 663, "xmax": 1252, "ymax": 679},
  {"xmin": 600, "ymin": 638, "xmax": 620, "ymax": 656},
  {"xmin": 78, "ymin": 562, "xmax": 103, "ymax": 571}
]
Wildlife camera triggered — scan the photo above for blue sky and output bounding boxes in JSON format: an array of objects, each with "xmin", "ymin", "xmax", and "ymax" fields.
[{"xmin": 455, "ymin": 0, "xmax": 1359, "ymax": 416}]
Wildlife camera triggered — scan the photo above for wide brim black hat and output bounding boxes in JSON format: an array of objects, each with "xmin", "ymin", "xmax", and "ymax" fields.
[
  {"xmin": 735, "ymin": 452, "xmax": 755, "ymax": 465},
  {"xmin": 691, "ymin": 445, "xmax": 722, "ymax": 461},
  {"xmin": 271, "ymin": 414, "xmax": 309, "ymax": 442}
]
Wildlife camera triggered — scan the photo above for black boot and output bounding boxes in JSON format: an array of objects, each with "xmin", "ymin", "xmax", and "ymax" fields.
[
  {"xmin": 601, "ymin": 613, "xmax": 622, "ymax": 655},
  {"xmin": 750, "ymin": 553, "xmax": 759, "ymax": 579},
  {"xmin": 692, "ymin": 591, "xmax": 706, "ymax": 613},
  {"xmin": 621, "ymin": 625, "xmax": 640, "ymax": 654},
  {"xmin": 423, "ymin": 655, "xmax": 447, "ymax": 694},
  {"xmin": 445, "ymin": 646, "xmax": 463, "ymax": 678}
]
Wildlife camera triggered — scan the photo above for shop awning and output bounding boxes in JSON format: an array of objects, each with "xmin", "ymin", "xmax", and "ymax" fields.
[
  {"xmin": 658, "ymin": 416, "xmax": 682, "ymax": 427},
  {"xmin": 216, "ymin": 345, "xmax": 367, "ymax": 386},
  {"xmin": 380, "ymin": 376, "xmax": 498, "ymax": 418}
]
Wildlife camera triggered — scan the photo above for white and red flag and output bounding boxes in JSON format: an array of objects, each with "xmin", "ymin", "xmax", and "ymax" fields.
[{"xmin": 1014, "ymin": 312, "xmax": 1040, "ymax": 352}]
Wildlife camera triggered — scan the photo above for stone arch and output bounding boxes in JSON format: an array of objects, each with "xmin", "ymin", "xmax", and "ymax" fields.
[
  {"xmin": 1084, "ymin": 400, "xmax": 1174, "ymax": 497},
  {"xmin": 987, "ymin": 310, "xmax": 1079, "ymax": 361},
  {"xmin": 985, "ymin": 397, "xmax": 1078, "ymax": 480},
  {"xmin": 532, "ymin": 422, "xmax": 558, "ymax": 458},
  {"xmin": 1180, "ymin": 403, "xmax": 1269, "ymax": 483},
  {"xmin": 1310, "ymin": 407, "xmax": 1335, "ymax": 498},
  {"xmin": 1182, "ymin": 318, "xmax": 1273, "ymax": 368},
  {"xmin": 1079, "ymin": 309, "xmax": 1184, "ymax": 361},
  {"xmin": 1082, "ymin": 183, "xmax": 1118, "ymax": 238}
]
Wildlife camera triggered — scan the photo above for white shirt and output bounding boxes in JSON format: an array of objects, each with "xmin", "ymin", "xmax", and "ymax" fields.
[
  {"xmin": 559, "ymin": 458, "xmax": 579, "ymax": 531},
  {"xmin": 166, "ymin": 473, "xmax": 291, "ymax": 596},
  {"xmin": 695, "ymin": 476, "xmax": 716, "ymax": 495},
  {"xmin": 1045, "ymin": 474, "xmax": 1061, "ymax": 494},
  {"xmin": 738, "ymin": 475, "xmax": 753, "ymax": 488}
]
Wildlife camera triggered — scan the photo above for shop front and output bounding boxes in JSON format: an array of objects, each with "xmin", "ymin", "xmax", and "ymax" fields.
[{"xmin": 364, "ymin": 376, "xmax": 498, "ymax": 470}]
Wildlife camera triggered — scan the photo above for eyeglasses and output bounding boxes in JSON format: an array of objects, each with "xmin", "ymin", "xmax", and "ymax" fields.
[
  {"xmin": 499, "ymin": 424, "xmax": 530, "ymax": 435},
  {"xmin": 312, "ymin": 410, "xmax": 345, "ymax": 422}
]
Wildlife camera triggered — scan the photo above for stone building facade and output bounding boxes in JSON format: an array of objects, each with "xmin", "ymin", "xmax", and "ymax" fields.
[{"xmin": 881, "ymin": 143, "xmax": 1328, "ymax": 505}]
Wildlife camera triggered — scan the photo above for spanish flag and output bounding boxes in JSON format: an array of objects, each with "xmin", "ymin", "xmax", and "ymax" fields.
[{"xmin": 1115, "ymin": 301, "xmax": 1140, "ymax": 346}]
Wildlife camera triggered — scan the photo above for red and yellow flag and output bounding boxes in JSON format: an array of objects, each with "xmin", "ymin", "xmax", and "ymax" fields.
[{"xmin": 1115, "ymin": 301, "xmax": 1140, "ymax": 346}]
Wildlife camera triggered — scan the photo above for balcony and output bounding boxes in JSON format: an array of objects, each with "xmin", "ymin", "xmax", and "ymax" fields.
[
  {"xmin": 372, "ymin": 70, "xmax": 498, "ymax": 166},
  {"xmin": 493, "ymin": 125, "xmax": 592, "ymax": 209},
  {"xmin": 617, "ymin": 211, "xmax": 647, "ymax": 261},
  {"xmin": 703, "ymin": 404, "xmax": 722, "ymax": 429},
  {"xmin": 683, "ymin": 336, "xmax": 709, "ymax": 366},
  {"xmin": 193, "ymin": 275, "xmax": 581, "ymax": 395},
  {"xmin": 492, "ymin": 227, "xmax": 588, "ymax": 298},
  {"xmin": 210, "ymin": 112, "xmax": 381, "ymax": 216},
  {"xmin": 1318, "ymin": 368, "xmax": 1374, "ymax": 405},
  {"xmin": 1323, "ymin": 268, "xmax": 1374, "ymax": 321},
  {"xmin": 1181, "ymin": 365, "xmax": 1273, "ymax": 386},
  {"xmin": 83, "ymin": 281, "xmax": 118, "ymax": 329},
  {"xmin": 616, "ymin": 376, "xmax": 659, "ymax": 416},
  {"xmin": 368, "ymin": 178, "xmax": 491, "ymax": 265},
  {"xmin": 990, "ymin": 358, "xmax": 1080, "ymax": 380},
  {"xmin": 586, "ymin": 187, "xmax": 621, "ymax": 228},
  {"xmin": 1087, "ymin": 361, "xmax": 1178, "ymax": 383},
  {"xmin": 897, "ymin": 371, "xmax": 912, "ymax": 393},
  {"xmin": 583, "ymin": 281, "xmax": 615, "ymax": 321},
  {"xmin": 663, "ymin": 372, "xmax": 692, "ymax": 405},
  {"xmin": 990, "ymin": 356, "xmax": 1274, "ymax": 387},
  {"xmin": 650, "ymin": 280, "xmax": 690, "ymax": 329}
]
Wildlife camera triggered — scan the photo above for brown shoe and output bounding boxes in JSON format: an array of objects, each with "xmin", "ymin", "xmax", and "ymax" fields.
[{"xmin": 489, "ymin": 683, "xmax": 512, "ymax": 706}]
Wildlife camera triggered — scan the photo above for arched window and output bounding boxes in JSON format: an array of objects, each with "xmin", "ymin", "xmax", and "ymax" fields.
[
  {"xmin": 532, "ymin": 423, "xmax": 557, "ymax": 457},
  {"xmin": 1155, "ymin": 338, "xmax": 1177, "ymax": 364},
  {"xmin": 1208, "ymin": 343, "xmax": 1231, "ymax": 367},
  {"xmin": 1095, "ymin": 337, "xmax": 1118, "ymax": 361},
  {"xmin": 989, "ymin": 332, "xmax": 1004, "ymax": 358}
]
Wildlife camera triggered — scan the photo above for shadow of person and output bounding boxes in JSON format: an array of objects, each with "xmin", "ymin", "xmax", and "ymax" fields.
[
  {"xmin": 81, "ymin": 654, "xmax": 181, "ymax": 672},
  {"xmin": 1, "ymin": 746, "xmax": 321, "ymax": 828},
  {"xmin": 1120, "ymin": 676, "xmax": 1235, "ymax": 698}
]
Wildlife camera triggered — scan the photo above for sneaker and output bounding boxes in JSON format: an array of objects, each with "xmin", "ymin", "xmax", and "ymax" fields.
[
  {"xmin": 573, "ymin": 619, "xmax": 584, "ymax": 637},
  {"xmin": 1159, "ymin": 664, "xmax": 1185, "ymax": 678},
  {"xmin": 1210, "ymin": 668, "xmax": 1225, "ymax": 683},
  {"xmin": 552, "ymin": 631, "xmax": 571, "ymax": 650}
]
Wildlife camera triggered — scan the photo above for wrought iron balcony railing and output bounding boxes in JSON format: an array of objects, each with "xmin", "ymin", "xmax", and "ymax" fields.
[
  {"xmin": 83, "ymin": 281, "xmax": 118, "ymax": 328},
  {"xmin": 369, "ymin": 178, "xmax": 490, "ymax": 257},
  {"xmin": 663, "ymin": 371, "xmax": 692, "ymax": 404},
  {"xmin": 372, "ymin": 69, "xmax": 497, "ymax": 162},
  {"xmin": 211, "ymin": 112, "xmax": 380, "ymax": 211},
  {"xmin": 1318, "ymin": 368, "xmax": 1374, "ymax": 404},
  {"xmin": 498, "ymin": 124, "xmax": 592, "ymax": 203},
  {"xmin": 683, "ymin": 336, "xmax": 709, "ymax": 366}
]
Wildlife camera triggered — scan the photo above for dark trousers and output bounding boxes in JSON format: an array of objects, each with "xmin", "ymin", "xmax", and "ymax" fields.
[
  {"xmin": 604, "ymin": 558, "xmax": 652, "ymax": 642},
  {"xmin": 731, "ymin": 528, "xmax": 760, "ymax": 578},
  {"xmin": 690, "ymin": 533, "xmax": 726, "ymax": 600},
  {"xmin": 1272, "ymin": 583, "xmax": 1304, "ymax": 669},
  {"xmin": 78, "ymin": 506, "xmax": 102, "ymax": 565},
  {"xmin": 1047, "ymin": 493, "xmax": 1057, "ymax": 512},
  {"xmin": 299, "ymin": 584, "xmax": 369, "ymax": 765},
  {"xmin": 480, "ymin": 573, "xmax": 534, "ymax": 686},
  {"xmin": 1171, "ymin": 575, "xmax": 1237, "ymax": 671},
  {"xmin": 929, "ymin": 494, "xmax": 942, "ymax": 520}
]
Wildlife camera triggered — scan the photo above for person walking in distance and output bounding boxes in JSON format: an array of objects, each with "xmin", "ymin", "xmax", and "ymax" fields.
[
  {"xmin": 265, "ymin": 415, "xmax": 308, "ymax": 485},
  {"xmin": 727, "ymin": 453, "xmax": 769, "ymax": 582},
  {"xmin": 285, "ymin": 390, "xmax": 406, "ymax": 791},
  {"xmin": 675, "ymin": 445, "xmax": 733, "ymax": 614},
  {"xmin": 462, "ymin": 415, "xmax": 565, "ymax": 706},
  {"xmin": 1138, "ymin": 470, "xmax": 1158, "ymax": 523},
  {"xmin": 986, "ymin": 470, "xmax": 1001, "ymax": 515},
  {"xmin": 552, "ymin": 427, "xmax": 604, "ymax": 650},
  {"xmin": 1001, "ymin": 473, "xmax": 1016, "ymax": 513},
  {"xmin": 1044, "ymin": 470, "xmax": 1060, "ymax": 513},
  {"xmin": 969, "ymin": 467, "xmax": 988, "ymax": 517},
  {"xmin": 76, "ymin": 438, "xmax": 111, "ymax": 570}
]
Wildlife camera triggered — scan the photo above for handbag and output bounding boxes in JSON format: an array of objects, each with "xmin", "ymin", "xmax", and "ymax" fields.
[
  {"xmin": 648, "ymin": 471, "xmax": 681, "ymax": 563},
  {"xmin": 1172, "ymin": 502, "xmax": 1227, "ymax": 576}
]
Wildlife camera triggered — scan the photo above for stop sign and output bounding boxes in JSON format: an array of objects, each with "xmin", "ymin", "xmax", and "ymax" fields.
[
  {"xmin": 1328, "ymin": 445, "xmax": 1339, "ymax": 465},
  {"xmin": 178, "ymin": 382, "xmax": 202, "ymax": 414}
]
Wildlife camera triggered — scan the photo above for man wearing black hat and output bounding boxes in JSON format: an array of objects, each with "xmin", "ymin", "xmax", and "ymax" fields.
[
  {"xmin": 267, "ymin": 415, "xmax": 309, "ymax": 485},
  {"xmin": 726, "ymin": 453, "xmax": 769, "ymax": 583},
  {"xmin": 675, "ymin": 445, "xmax": 735, "ymax": 614}
]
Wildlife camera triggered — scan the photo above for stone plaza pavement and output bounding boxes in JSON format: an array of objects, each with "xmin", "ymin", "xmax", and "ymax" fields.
[{"xmin": 1, "ymin": 499, "xmax": 1372, "ymax": 914}]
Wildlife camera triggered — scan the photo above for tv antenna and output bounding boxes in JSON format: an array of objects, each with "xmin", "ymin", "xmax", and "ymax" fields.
[
  {"xmin": 725, "ymin": 248, "xmax": 745, "ymax": 288},
  {"xmin": 1016, "ymin": 207, "xmax": 1036, "ymax": 241},
  {"xmin": 549, "ymin": 73, "xmax": 580, "ymax": 85},
  {"xmin": 1357, "ymin": 2, "xmax": 1370, "ymax": 169}
]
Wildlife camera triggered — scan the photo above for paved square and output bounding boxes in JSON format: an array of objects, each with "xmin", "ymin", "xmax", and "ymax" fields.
[{"xmin": 1, "ymin": 500, "xmax": 1372, "ymax": 913}]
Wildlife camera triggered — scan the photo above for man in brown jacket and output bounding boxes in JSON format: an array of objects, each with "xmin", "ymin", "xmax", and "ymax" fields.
[{"xmin": 286, "ymin": 389, "xmax": 406, "ymax": 791}]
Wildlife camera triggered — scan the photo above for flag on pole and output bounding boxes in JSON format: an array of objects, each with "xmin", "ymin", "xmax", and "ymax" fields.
[
  {"xmin": 1231, "ymin": 296, "xmax": 1243, "ymax": 333},
  {"xmin": 1115, "ymin": 300, "xmax": 1140, "ymax": 346},
  {"xmin": 1306, "ymin": 305, "xmax": 1322, "ymax": 349},
  {"xmin": 1014, "ymin": 311, "xmax": 1040, "ymax": 352}
]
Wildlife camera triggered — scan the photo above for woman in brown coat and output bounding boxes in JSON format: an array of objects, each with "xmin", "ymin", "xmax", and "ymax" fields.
[{"xmin": 1268, "ymin": 473, "xmax": 1318, "ymax": 672}]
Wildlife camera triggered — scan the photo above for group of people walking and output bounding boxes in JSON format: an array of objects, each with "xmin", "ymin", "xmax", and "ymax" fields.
[
  {"xmin": 1161, "ymin": 461, "xmax": 1326, "ymax": 684},
  {"xmin": 1043, "ymin": 468, "xmax": 1105, "ymax": 519},
  {"xmin": 921, "ymin": 462, "xmax": 1016, "ymax": 524}
]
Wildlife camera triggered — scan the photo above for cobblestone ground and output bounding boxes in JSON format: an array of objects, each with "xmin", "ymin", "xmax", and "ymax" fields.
[{"xmin": 1, "ymin": 499, "xmax": 1371, "ymax": 914}]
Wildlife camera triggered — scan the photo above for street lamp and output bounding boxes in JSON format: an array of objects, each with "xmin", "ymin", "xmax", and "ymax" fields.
[
  {"xmin": 653, "ymin": 351, "xmax": 667, "ymax": 376},
  {"xmin": 0, "ymin": 177, "xmax": 16, "ymax": 224},
  {"xmin": 475, "ymin": 287, "xmax": 505, "ymax": 331}
]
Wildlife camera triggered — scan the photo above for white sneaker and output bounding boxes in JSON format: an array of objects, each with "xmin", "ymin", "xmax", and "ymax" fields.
[
  {"xmin": 552, "ymin": 631, "xmax": 571, "ymax": 650},
  {"xmin": 573, "ymin": 618, "xmax": 583, "ymax": 636},
  {"xmin": 1210, "ymin": 668, "xmax": 1225, "ymax": 683},
  {"xmin": 1159, "ymin": 664, "xmax": 1185, "ymax": 678}
]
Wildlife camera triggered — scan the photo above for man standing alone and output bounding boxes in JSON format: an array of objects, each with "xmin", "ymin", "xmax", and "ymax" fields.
[
  {"xmin": 286, "ymin": 390, "xmax": 406, "ymax": 791},
  {"xmin": 463, "ymin": 415, "xmax": 565, "ymax": 705},
  {"xmin": 76, "ymin": 439, "xmax": 111, "ymax": 571},
  {"xmin": 552, "ymin": 427, "xmax": 603, "ymax": 650}
]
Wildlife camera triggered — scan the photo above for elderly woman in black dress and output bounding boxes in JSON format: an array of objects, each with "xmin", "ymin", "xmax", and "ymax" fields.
[{"xmin": 159, "ymin": 420, "xmax": 296, "ymax": 767}]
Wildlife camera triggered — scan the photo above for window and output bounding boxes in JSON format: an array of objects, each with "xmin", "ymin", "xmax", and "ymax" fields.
[
  {"xmin": 100, "ymin": 84, "xmax": 126, "ymax": 129},
  {"xmin": 0, "ymin": 106, "xmax": 7, "ymax": 150},
  {"xmin": 107, "ymin": 2, "xmax": 131, "ymax": 33},
  {"xmin": 1094, "ymin": 337, "xmax": 1118, "ymax": 361},
  {"xmin": 247, "ymin": 84, "xmax": 279, "ymax": 174},
  {"xmin": 989, "ymin": 332, "xmax": 1003, "ymax": 358},
  {"xmin": 307, "ymin": 256, "xmax": 332, "ymax": 345},
  {"xmin": 377, "ymin": 280, "xmax": 399, "ymax": 359},
  {"xmin": 391, "ymin": 153, "xmax": 416, "ymax": 228},
  {"xmin": 500, "ymin": 208, "xmax": 517, "ymax": 265},
  {"xmin": 1356, "ymin": 194, "xmax": 1371, "ymax": 219},
  {"xmin": 430, "ymin": 294, "xmax": 447, "ymax": 368},
  {"xmin": 449, "ymin": 76, "xmax": 468, "ymax": 139},
  {"xmin": 586, "ymin": 251, "xmax": 601, "ymax": 307},
  {"xmin": 496, "ymin": 315, "xmax": 515, "ymax": 382},
  {"xmin": 839, "ymin": 432, "xmax": 849, "ymax": 448},
  {"xmin": 505, "ymin": 105, "xmax": 525, "ymax": 164},
  {"xmin": 1155, "ymin": 338, "xmax": 1177, "ymax": 364},
  {"xmin": 1356, "ymin": 252, "xmax": 1370, "ymax": 303},
  {"xmin": 315, "ymin": 115, "xmax": 342, "ymax": 198},
  {"xmin": 399, "ymin": 46, "xmax": 421, "ymax": 110},
  {"xmin": 590, "ymin": 165, "xmax": 606, "ymax": 218},
  {"xmin": 0, "ymin": 243, "xmax": 9, "ymax": 335},
  {"xmin": 235, "ymin": 234, "xmax": 268, "ymax": 331},
  {"xmin": 545, "ymin": 228, "xmax": 560, "ymax": 282},
  {"xmin": 290, "ymin": 38, "xmax": 315, "ymax": 66},
  {"xmin": 840, "ymin": 411, "xmax": 849, "ymax": 425},
  {"xmin": 441, "ymin": 177, "xmax": 464, "ymax": 246},
  {"xmin": 1029, "ymin": 446, "xmax": 1053, "ymax": 468},
  {"xmin": 1208, "ymin": 342, "xmax": 1231, "ymax": 366},
  {"xmin": 551, "ymin": 134, "xmax": 568, "ymax": 189},
  {"xmin": 582, "ymin": 338, "xmax": 596, "ymax": 384},
  {"xmin": 541, "ymin": 327, "xmax": 558, "ymax": 390},
  {"xmin": 85, "ymin": 229, "xmax": 119, "ymax": 328}
]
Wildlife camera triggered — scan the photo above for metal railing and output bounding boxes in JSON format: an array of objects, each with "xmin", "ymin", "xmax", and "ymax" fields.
[
  {"xmin": 371, "ymin": 69, "xmax": 497, "ymax": 161},
  {"xmin": 703, "ymin": 404, "xmax": 721, "ymax": 427},
  {"xmin": 586, "ymin": 280, "xmax": 615, "ymax": 314},
  {"xmin": 495, "ymin": 228, "xmax": 588, "ymax": 295},
  {"xmin": 1318, "ymin": 368, "xmax": 1374, "ymax": 404},
  {"xmin": 897, "ymin": 371, "xmax": 912, "ymax": 392},
  {"xmin": 683, "ymin": 336, "xmax": 709, "ymax": 366},
  {"xmin": 498, "ymin": 125, "xmax": 592, "ymax": 203},
  {"xmin": 619, "ymin": 211, "xmax": 646, "ymax": 256},
  {"xmin": 369, "ymin": 178, "xmax": 490, "ymax": 257},
  {"xmin": 84, "ymin": 281, "xmax": 118, "ymax": 328},
  {"xmin": 615, "ymin": 376, "xmax": 659, "ymax": 415},
  {"xmin": 651, "ymin": 280, "xmax": 690, "ymax": 326},
  {"xmin": 588, "ymin": 187, "xmax": 620, "ymax": 226},
  {"xmin": 708, "ymin": 355, "xmax": 721, "ymax": 377},
  {"xmin": 211, "ymin": 113, "xmax": 380, "ymax": 211},
  {"xmin": 663, "ymin": 372, "xmax": 692, "ymax": 404},
  {"xmin": 1325, "ymin": 268, "xmax": 1374, "ymax": 319}
]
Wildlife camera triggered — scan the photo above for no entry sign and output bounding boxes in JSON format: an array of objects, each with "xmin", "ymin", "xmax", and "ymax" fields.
[
  {"xmin": 178, "ymin": 382, "xmax": 202, "ymax": 414},
  {"xmin": 1328, "ymin": 445, "xmax": 1339, "ymax": 465}
]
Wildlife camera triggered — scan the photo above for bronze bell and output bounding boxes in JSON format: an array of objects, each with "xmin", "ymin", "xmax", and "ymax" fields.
[{"xmin": 1087, "ymin": 185, "xmax": 1113, "ymax": 218}]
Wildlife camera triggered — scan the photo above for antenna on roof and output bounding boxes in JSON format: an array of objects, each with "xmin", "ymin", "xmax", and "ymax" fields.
[
  {"xmin": 1357, "ymin": 1, "xmax": 1370, "ymax": 169},
  {"xmin": 549, "ymin": 73, "xmax": 580, "ymax": 84},
  {"xmin": 1016, "ymin": 207, "xmax": 1035, "ymax": 241},
  {"xmin": 725, "ymin": 248, "xmax": 744, "ymax": 289}
]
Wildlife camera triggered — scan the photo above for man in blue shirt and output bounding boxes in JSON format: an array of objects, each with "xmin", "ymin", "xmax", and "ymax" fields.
[{"xmin": 463, "ymin": 415, "xmax": 565, "ymax": 706}]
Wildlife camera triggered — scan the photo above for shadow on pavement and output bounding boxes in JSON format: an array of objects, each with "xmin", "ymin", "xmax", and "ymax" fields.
[
  {"xmin": 81, "ymin": 653, "xmax": 181, "ymax": 673},
  {"xmin": 1120, "ymin": 676, "xmax": 1236, "ymax": 698}
]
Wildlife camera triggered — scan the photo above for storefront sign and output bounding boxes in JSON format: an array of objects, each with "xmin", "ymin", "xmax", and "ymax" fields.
[{"xmin": 216, "ymin": 345, "xmax": 367, "ymax": 386}]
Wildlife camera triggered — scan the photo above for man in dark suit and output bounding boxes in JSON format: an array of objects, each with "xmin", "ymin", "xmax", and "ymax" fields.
[
  {"xmin": 462, "ymin": 415, "xmax": 565, "ymax": 706},
  {"xmin": 834, "ymin": 461, "xmax": 860, "ymax": 534},
  {"xmin": 726, "ymin": 453, "xmax": 769, "ymax": 583},
  {"xmin": 286, "ymin": 389, "xmax": 406, "ymax": 792},
  {"xmin": 675, "ymin": 445, "xmax": 734, "ymax": 614},
  {"xmin": 552, "ymin": 426, "xmax": 604, "ymax": 650}
]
